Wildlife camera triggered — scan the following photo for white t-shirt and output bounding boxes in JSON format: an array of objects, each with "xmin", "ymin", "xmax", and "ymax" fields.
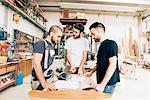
[{"xmin": 65, "ymin": 37, "xmax": 89, "ymax": 68}]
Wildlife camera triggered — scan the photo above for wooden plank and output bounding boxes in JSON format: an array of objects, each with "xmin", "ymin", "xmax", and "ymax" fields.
[
  {"xmin": 29, "ymin": 90, "xmax": 111, "ymax": 100},
  {"xmin": 133, "ymin": 40, "xmax": 139, "ymax": 57},
  {"xmin": 129, "ymin": 27, "xmax": 133, "ymax": 56},
  {"xmin": 60, "ymin": 18, "xmax": 87, "ymax": 25}
]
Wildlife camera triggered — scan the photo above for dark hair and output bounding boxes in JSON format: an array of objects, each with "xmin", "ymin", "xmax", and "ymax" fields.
[
  {"xmin": 89, "ymin": 22, "xmax": 105, "ymax": 32},
  {"xmin": 43, "ymin": 25, "xmax": 63, "ymax": 39},
  {"xmin": 43, "ymin": 32, "xmax": 48, "ymax": 39},
  {"xmin": 74, "ymin": 23, "xmax": 84, "ymax": 32}
]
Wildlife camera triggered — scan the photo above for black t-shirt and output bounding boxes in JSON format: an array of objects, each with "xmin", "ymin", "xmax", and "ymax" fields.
[
  {"xmin": 32, "ymin": 40, "xmax": 55, "ymax": 81},
  {"xmin": 96, "ymin": 39, "xmax": 120, "ymax": 85}
]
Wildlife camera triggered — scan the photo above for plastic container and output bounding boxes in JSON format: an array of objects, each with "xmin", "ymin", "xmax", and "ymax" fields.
[{"xmin": 16, "ymin": 72, "xmax": 23, "ymax": 85}]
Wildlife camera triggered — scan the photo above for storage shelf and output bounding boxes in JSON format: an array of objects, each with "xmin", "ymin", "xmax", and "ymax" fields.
[
  {"xmin": 0, "ymin": 62, "xmax": 18, "ymax": 91},
  {"xmin": 1, "ymin": 0, "xmax": 46, "ymax": 32},
  {"xmin": 60, "ymin": 18, "xmax": 87, "ymax": 25},
  {"xmin": 0, "ymin": 80, "xmax": 16, "ymax": 91},
  {"xmin": 15, "ymin": 0, "xmax": 26, "ymax": 10}
]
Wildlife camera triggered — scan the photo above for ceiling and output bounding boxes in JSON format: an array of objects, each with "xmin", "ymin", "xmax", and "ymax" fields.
[{"xmin": 35, "ymin": 0, "xmax": 150, "ymax": 17}]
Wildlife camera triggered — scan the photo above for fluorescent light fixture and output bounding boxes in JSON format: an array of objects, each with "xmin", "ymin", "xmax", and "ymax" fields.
[{"xmin": 59, "ymin": 2, "xmax": 143, "ymax": 12}]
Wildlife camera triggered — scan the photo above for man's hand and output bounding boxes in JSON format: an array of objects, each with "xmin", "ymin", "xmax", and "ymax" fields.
[
  {"xmin": 94, "ymin": 84, "xmax": 105, "ymax": 92},
  {"xmin": 41, "ymin": 82, "xmax": 56, "ymax": 91},
  {"xmin": 53, "ymin": 70, "xmax": 59, "ymax": 76},
  {"xmin": 70, "ymin": 67, "xmax": 76, "ymax": 73},
  {"xmin": 84, "ymin": 71, "xmax": 93, "ymax": 77},
  {"xmin": 78, "ymin": 67, "xmax": 83, "ymax": 76}
]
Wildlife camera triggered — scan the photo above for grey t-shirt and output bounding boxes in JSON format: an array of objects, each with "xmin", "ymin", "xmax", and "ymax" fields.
[{"xmin": 32, "ymin": 40, "xmax": 55, "ymax": 81}]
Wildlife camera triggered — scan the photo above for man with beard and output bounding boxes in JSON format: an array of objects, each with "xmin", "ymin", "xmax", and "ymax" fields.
[
  {"xmin": 31, "ymin": 25, "xmax": 63, "ymax": 90},
  {"xmin": 85, "ymin": 22, "xmax": 120, "ymax": 94},
  {"xmin": 65, "ymin": 23, "xmax": 89, "ymax": 76}
]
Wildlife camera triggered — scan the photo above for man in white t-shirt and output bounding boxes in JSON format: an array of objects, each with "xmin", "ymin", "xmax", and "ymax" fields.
[{"xmin": 65, "ymin": 23, "xmax": 89, "ymax": 76}]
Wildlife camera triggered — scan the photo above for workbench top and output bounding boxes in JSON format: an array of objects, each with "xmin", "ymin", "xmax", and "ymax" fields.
[
  {"xmin": 29, "ymin": 89, "xmax": 112, "ymax": 100},
  {"xmin": 28, "ymin": 75, "xmax": 111, "ymax": 100}
]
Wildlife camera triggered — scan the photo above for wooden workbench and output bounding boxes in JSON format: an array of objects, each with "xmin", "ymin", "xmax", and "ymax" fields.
[
  {"xmin": 29, "ymin": 90, "xmax": 112, "ymax": 100},
  {"xmin": 28, "ymin": 75, "xmax": 111, "ymax": 100}
]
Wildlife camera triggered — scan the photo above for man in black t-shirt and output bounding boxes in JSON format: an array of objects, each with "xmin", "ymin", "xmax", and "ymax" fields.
[
  {"xmin": 31, "ymin": 25, "xmax": 63, "ymax": 91},
  {"xmin": 85, "ymin": 22, "xmax": 120, "ymax": 94}
]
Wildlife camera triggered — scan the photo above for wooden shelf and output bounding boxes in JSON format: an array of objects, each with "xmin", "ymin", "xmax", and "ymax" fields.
[
  {"xmin": 1, "ymin": 0, "xmax": 46, "ymax": 32},
  {"xmin": 17, "ymin": 50, "xmax": 32, "ymax": 53},
  {"xmin": 15, "ymin": 0, "xmax": 26, "ymax": 10},
  {"xmin": 0, "ymin": 62, "xmax": 19, "ymax": 68},
  {"xmin": 60, "ymin": 18, "xmax": 87, "ymax": 25},
  {"xmin": 0, "ymin": 59, "xmax": 32, "ymax": 91},
  {"xmin": 0, "ymin": 62, "xmax": 18, "ymax": 91},
  {"xmin": 0, "ymin": 80, "xmax": 16, "ymax": 91}
]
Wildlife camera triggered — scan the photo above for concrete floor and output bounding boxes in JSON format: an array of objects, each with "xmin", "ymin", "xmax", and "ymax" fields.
[{"xmin": 0, "ymin": 67, "xmax": 150, "ymax": 100}]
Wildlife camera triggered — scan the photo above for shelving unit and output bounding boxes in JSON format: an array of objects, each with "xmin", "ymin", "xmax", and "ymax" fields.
[
  {"xmin": 0, "ymin": 59, "xmax": 32, "ymax": 91},
  {"xmin": 0, "ymin": 62, "xmax": 18, "ymax": 91},
  {"xmin": 1, "ymin": 0, "xmax": 47, "ymax": 32},
  {"xmin": 0, "ymin": 80, "xmax": 15, "ymax": 91},
  {"xmin": 14, "ymin": 29, "xmax": 33, "ymax": 54}
]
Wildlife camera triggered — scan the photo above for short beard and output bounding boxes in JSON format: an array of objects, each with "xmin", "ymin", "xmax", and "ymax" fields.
[
  {"xmin": 51, "ymin": 37, "xmax": 56, "ymax": 45},
  {"xmin": 73, "ymin": 34, "xmax": 80, "ymax": 39},
  {"xmin": 95, "ymin": 38, "xmax": 100, "ymax": 42}
]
